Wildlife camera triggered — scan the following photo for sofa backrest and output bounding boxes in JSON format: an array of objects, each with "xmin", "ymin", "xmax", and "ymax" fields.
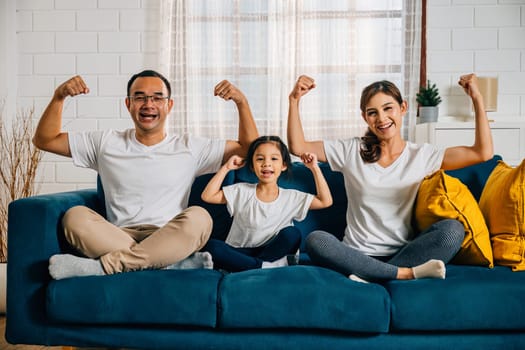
[{"xmin": 445, "ymin": 154, "xmax": 502, "ymax": 201}]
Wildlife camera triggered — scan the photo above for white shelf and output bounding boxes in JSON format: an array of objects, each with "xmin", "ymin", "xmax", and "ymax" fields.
[{"xmin": 415, "ymin": 120, "xmax": 525, "ymax": 167}]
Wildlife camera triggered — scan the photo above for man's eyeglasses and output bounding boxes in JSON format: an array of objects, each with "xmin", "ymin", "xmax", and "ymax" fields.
[{"xmin": 128, "ymin": 95, "xmax": 169, "ymax": 106}]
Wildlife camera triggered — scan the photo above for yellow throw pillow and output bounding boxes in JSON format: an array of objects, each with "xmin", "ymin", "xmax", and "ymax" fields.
[
  {"xmin": 479, "ymin": 160, "xmax": 525, "ymax": 271},
  {"xmin": 415, "ymin": 170, "xmax": 493, "ymax": 267}
]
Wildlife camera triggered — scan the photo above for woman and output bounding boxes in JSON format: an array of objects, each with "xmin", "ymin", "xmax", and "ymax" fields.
[{"xmin": 287, "ymin": 74, "xmax": 493, "ymax": 282}]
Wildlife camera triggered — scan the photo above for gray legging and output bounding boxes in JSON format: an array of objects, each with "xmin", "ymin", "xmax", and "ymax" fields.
[{"xmin": 305, "ymin": 219, "xmax": 465, "ymax": 281}]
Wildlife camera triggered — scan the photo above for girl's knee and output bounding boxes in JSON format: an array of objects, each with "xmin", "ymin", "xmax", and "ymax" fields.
[
  {"xmin": 203, "ymin": 238, "xmax": 224, "ymax": 252},
  {"xmin": 280, "ymin": 226, "xmax": 302, "ymax": 242}
]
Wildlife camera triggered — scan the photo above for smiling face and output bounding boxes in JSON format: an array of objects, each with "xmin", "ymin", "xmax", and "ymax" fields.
[
  {"xmin": 251, "ymin": 142, "xmax": 288, "ymax": 184},
  {"xmin": 125, "ymin": 76, "xmax": 173, "ymax": 144},
  {"xmin": 362, "ymin": 92, "xmax": 407, "ymax": 142}
]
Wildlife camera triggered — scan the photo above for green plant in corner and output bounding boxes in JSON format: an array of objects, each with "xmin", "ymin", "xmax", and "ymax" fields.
[
  {"xmin": 416, "ymin": 80, "xmax": 442, "ymax": 107},
  {"xmin": 0, "ymin": 106, "xmax": 42, "ymax": 262}
]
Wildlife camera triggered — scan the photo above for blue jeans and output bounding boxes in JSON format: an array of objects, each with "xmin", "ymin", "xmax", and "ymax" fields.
[{"xmin": 203, "ymin": 226, "xmax": 301, "ymax": 272}]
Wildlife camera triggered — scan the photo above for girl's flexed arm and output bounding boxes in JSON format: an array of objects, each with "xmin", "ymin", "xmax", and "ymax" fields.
[
  {"xmin": 201, "ymin": 155, "xmax": 245, "ymax": 204},
  {"xmin": 301, "ymin": 152, "xmax": 333, "ymax": 209}
]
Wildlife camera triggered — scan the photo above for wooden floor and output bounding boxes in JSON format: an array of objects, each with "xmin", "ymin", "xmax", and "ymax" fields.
[{"xmin": 1, "ymin": 315, "xmax": 62, "ymax": 349}]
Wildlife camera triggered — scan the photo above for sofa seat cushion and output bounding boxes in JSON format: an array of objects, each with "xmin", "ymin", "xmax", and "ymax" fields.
[
  {"xmin": 46, "ymin": 269, "xmax": 222, "ymax": 327},
  {"xmin": 218, "ymin": 265, "xmax": 390, "ymax": 332},
  {"xmin": 387, "ymin": 265, "xmax": 525, "ymax": 331}
]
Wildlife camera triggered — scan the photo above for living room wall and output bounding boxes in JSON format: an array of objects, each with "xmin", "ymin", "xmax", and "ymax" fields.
[
  {"xmin": 426, "ymin": 0, "xmax": 525, "ymax": 119},
  {"xmin": 2, "ymin": 0, "xmax": 524, "ymax": 192},
  {"xmin": 9, "ymin": 0, "xmax": 163, "ymax": 194}
]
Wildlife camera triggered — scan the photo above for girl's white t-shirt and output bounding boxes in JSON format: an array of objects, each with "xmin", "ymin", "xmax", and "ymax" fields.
[
  {"xmin": 324, "ymin": 137, "xmax": 445, "ymax": 256},
  {"xmin": 69, "ymin": 129, "xmax": 225, "ymax": 228},
  {"xmin": 223, "ymin": 182, "xmax": 314, "ymax": 248}
]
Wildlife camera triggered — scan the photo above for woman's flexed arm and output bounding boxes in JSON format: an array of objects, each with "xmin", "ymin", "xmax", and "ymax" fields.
[{"xmin": 287, "ymin": 75, "xmax": 327, "ymax": 162}]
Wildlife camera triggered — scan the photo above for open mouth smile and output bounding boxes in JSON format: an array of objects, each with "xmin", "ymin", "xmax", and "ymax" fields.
[
  {"xmin": 377, "ymin": 121, "xmax": 394, "ymax": 131},
  {"xmin": 139, "ymin": 112, "xmax": 159, "ymax": 121},
  {"xmin": 261, "ymin": 169, "xmax": 274, "ymax": 177}
]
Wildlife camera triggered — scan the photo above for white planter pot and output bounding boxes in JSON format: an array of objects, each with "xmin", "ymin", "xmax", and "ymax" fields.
[
  {"xmin": 0, "ymin": 262, "xmax": 5, "ymax": 314},
  {"xmin": 418, "ymin": 106, "xmax": 439, "ymax": 124}
]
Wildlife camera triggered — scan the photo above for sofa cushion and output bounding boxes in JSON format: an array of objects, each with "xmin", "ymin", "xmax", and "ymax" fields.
[
  {"xmin": 479, "ymin": 159, "xmax": 525, "ymax": 271},
  {"xmin": 218, "ymin": 265, "xmax": 390, "ymax": 332},
  {"xmin": 414, "ymin": 170, "xmax": 493, "ymax": 267},
  {"xmin": 46, "ymin": 269, "xmax": 222, "ymax": 327},
  {"xmin": 388, "ymin": 265, "xmax": 525, "ymax": 331}
]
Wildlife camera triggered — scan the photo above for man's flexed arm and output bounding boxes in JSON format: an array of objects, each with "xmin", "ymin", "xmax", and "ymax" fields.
[
  {"xmin": 33, "ymin": 76, "xmax": 90, "ymax": 157},
  {"xmin": 214, "ymin": 80, "xmax": 259, "ymax": 163}
]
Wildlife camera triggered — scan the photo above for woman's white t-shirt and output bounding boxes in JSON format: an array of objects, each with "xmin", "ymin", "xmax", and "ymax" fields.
[
  {"xmin": 223, "ymin": 182, "xmax": 314, "ymax": 248},
  {"xmin": 68, "ymin": 129, "xmax": 225, "ymax": 228},
  {"xmin": 324, "ymin": 137, "xmax": 445, "ymax": 256}
]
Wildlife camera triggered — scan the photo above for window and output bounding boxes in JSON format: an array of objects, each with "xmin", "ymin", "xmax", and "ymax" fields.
[{"xmin": 160, "ymin": 0, "xmax": 421, "ymax": 140}]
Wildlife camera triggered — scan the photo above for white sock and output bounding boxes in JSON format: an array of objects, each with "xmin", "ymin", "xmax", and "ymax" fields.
[
  {"xmin": 49, "ymin": 254, "xmax": 104, "ymax": 280},
  {"xmin": 412, "ymin": 259, "xmax": 446, "ymax": 279},
  {"xmin": 348, "ymin": 274, "xmax": 369, "ymax": 283},
  {"xmin": 165, "ymin": 252, "xmax": 214, "ymax": 270},
  {"xmin": 261, "ymin": 255, "xmax": 288, "ymax": 269}
]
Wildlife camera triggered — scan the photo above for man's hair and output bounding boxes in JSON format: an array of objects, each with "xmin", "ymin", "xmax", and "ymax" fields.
[{"xmin": 127, "ymin": 70, "xmax": 172, "ymax": 97}]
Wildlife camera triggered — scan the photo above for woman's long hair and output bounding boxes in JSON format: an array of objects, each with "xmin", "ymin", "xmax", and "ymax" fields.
[{"xmin": 359, "ymin": 80, "xmax": 404, "ymax": 163}]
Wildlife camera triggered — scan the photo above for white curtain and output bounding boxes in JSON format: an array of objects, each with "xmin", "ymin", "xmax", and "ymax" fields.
[{"xmin": 159, "ymin": 0, "xmax": 421, "ymax": 141}]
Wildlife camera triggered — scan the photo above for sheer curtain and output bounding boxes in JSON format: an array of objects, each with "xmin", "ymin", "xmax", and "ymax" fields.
[{"xmin": 159, "ymin": 0, "xmax": 421, "ymax": 141}]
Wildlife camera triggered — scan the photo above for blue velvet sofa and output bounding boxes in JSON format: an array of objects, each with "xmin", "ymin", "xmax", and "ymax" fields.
[{"xmin": 6, "ymin": 155, "xmax": 525, "ymax": 349}]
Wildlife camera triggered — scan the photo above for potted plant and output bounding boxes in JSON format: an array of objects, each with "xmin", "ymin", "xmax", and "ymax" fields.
[
  {"xmin": 0, "ymin": 106, "xmax": 42, "ymax": 313},
  {"xmin": 416, "ymin": 80, "xmax": 442, "ymax": 123}
]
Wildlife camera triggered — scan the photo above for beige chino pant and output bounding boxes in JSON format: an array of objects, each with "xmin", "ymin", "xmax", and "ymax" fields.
[{"xmin": 62, "ymin": 205, "xmax": 213, "ymax": 274}]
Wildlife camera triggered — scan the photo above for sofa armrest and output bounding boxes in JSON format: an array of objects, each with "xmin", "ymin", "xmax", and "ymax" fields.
[{"xmin": 6, "ymin": 189, "xmax": 101, "ymax": 345}]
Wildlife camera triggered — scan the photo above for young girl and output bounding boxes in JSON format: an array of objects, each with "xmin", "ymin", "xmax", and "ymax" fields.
[
  {"xmin": 287, "ymin": 73, "xmax": 493, "ymax": 282},
  {"xmin": 201, "ymin": 135, "xmax": 333, "ymax": 272}
]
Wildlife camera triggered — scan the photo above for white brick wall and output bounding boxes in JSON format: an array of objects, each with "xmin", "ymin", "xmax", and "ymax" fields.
[
  {"xmin": 6, "ymin": 1, "xmax": 525, "ymax": 193},
  {"xmin": 14, "ymin": 0, "xmax": 161, "ymax": 193},
  {"xmin": 427, "ymin": 0, "xmax": 525, "ymax": 120}
]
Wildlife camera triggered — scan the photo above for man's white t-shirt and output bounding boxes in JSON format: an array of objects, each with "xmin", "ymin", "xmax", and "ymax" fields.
[
  {"xmin": 68, "ymin": 129, "xmax": 225, "ymax": 228},
  {"xmin": 324, "ymin": 137, "xmax": 445, "ymax": 256},
  {"xmin": 223, "ymin": 182, "xmax": 314, "ymax": 248}
]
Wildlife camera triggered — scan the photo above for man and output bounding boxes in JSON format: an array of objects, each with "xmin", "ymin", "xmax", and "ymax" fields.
[{"xmin": 33, "ymin": 70, "xmax": 258, "ymax": 279}]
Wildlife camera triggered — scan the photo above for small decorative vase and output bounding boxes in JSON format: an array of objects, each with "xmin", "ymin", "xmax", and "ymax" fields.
[{"xmin": 418, "ymin": 106, "xmax": 439, "ymax": 124}]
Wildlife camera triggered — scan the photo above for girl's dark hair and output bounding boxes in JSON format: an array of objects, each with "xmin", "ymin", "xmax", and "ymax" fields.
[
  {"xmin": 245, "ymin": 136, "xmax": 291, "ymax": 172},
  {"xmin": 127, "ymin": 70, "xmax": 172, "ymax": 98},
  {"xmin": 359, "ymin": 80, "xmax": 403, "ymax": 163}
]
